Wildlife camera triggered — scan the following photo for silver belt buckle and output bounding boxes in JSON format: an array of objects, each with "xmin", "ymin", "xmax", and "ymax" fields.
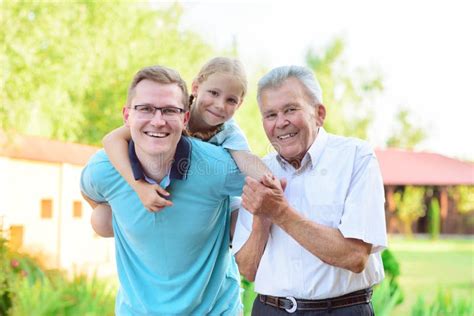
[{"xmin": 285, "ymin": 296, "xmax": 297, "ymax": 313}]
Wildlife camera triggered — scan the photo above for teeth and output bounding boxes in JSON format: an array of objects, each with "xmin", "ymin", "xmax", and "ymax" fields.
[
  {"xmin": 145, "ymin": 132, "xmax": 168, "ymax": 138},
  {"xmin": 278, "ymin": 133, "xmax": 296, "ymax": 140}
]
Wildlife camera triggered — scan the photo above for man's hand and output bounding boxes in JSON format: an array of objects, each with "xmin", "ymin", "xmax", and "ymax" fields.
[
  {"xmin": 134, "ymin": 180, "xmax": 173, "ymax": 212},
  {"xmin": 242, "ymin": 174, "xmax": 288, "ymax": 223}
]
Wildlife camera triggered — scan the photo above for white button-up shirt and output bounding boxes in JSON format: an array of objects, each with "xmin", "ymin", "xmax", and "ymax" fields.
[{"xmin": 233, "ymin": 128, "xmax": 388, "ymax": 299}]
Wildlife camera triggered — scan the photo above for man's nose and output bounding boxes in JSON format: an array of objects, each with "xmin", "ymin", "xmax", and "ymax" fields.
[
  {"xmin": 150, "ymin": 111, "xmax": 166, "ymax": 126},
  {"xmin": 275, "ymin": 112, "xmax": 289, "ymax": 128}
]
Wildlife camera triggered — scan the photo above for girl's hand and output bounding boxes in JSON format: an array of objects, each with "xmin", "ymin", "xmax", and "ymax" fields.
[{"xmin": 134, "ymin": 180, "xmax": 173, "ymax": 212}]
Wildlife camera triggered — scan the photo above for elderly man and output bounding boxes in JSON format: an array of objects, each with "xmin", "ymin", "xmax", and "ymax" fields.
[
  {"xmin": 233, "ymin": 66, "xmax": 387, "ymax": 316},
  {"xmin": 81, "ymin": 65, "xmax": 244, "ymax": 315}
]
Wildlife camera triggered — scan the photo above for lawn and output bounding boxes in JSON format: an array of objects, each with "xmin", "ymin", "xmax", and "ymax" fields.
[{"xmin": 388, "ymin": 236, "xmax": 474, "ymax": 315}]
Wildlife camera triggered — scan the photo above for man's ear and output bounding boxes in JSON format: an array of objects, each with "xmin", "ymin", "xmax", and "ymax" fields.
[
  {"xmin": 183, "ymin": 110, "xmax": 190, "ymax": 128},
  {"xmin": 122, "ymin": 106, "xmax": 131, "ymax": 127},
  {"xmin": 316, "ymin": 104, "xmax": 326, "ymax": 127}
]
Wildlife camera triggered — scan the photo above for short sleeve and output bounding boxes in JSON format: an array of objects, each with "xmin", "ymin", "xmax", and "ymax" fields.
[
  {"xmin": 338, "ymin": 148, "xmax": 388, "ymax": 253},
  {"xmin": 231, "ymin": 207, "xmax": 253, "ymax": 254},
  {"xmin": 219, "ymin": 150, "xmax": 245, "ymax": 197},
  {"xmin": 80, "ymin": 162, "xmax": 107, "ymax": 203},
  {"xmin": 208, "ymin": 119, "xmax": 250, "ymax": 151}
]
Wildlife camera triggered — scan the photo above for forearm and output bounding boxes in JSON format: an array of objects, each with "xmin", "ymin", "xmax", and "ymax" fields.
[
  {"xmin": 275, "ymin": 207, "xmax": 371, "ymax": 273},
  {"xmin": 235, "ymin": 219, "xmax": 270, "ymax": 281},
  {"xmin": 103, "ymin": 126, "xmax": 137, "ymax": 187},
  {"xmin": 230, "ymin": 150, "xmax": 271, "ymax": 181}
]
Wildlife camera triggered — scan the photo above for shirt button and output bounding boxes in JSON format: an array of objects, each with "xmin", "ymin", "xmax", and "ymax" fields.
[{"xmin": 320, "ymin": 168, "xmax": 328, "ymax": 176}]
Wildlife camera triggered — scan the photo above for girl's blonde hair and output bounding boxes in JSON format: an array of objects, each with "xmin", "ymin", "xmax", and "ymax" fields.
[{"xmin": 190, "ymin": 57, "xmax": 247, "ymax": 106}]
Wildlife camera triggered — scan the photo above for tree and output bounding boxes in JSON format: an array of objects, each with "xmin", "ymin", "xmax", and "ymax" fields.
[
  {"xmin": 393, "ymin": 186, "xmax": 426, "ymax": 236},
  {"xmin": 1, "ymin": 1, "xmax": 214, "ymax": 145},
  {"xmin": 386, "ymin": 107, "xmax": 427, "ymax": 149},
  {"xmin": 306, "ymin": 38, "xmax": 384, "ymax": 139}
]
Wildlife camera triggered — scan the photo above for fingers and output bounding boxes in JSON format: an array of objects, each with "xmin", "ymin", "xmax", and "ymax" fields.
[
  {"xmin": 245, "ymin": 176, "xmax": 261, "ymax": 190},
  {"xmin": 153, "ymin": 184, "xmax": 170, "ymax": 197},
  {"xmin": 261, "ymin": 174, "xmax": 283, "ymax": 191}
]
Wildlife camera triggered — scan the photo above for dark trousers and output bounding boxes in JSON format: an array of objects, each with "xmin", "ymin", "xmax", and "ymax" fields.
[{"xmin": 251, "ymin": 296, "xmax": 375, "ymax": 316}]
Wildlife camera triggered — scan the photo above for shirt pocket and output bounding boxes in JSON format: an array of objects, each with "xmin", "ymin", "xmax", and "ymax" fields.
[{"xmin": 308, "ymin": 203, "xmax": 344, "ymax": 228}]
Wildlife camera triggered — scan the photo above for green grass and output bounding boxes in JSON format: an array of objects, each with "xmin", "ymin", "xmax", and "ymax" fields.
[{"xmin": 389, "ymin": 236, "xmax": 474, "ymax": 315}]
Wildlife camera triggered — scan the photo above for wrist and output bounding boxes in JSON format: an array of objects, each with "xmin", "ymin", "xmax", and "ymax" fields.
[
  {"xmin": 272, "ymin": 203, "xmax": 295, "ymax": 227},
  {"xmin": 252, "ymin": 216, "xmax": 271, "ymax": 232}
]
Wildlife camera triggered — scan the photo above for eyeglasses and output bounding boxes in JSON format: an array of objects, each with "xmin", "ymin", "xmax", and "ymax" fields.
[{"xmin": 132, "ymin": 104, "xmax": 186, "ymax": 120}]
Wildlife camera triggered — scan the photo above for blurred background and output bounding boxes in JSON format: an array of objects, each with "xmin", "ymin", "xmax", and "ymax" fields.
[{"xmin": 1, "ymin": 1, "xmax": 473, "ymax": 315}]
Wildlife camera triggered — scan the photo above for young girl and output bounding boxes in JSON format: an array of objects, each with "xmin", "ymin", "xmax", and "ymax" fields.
[{"xmin": 91, "ymin": 57, "xmax": 271, "ymax": 237}]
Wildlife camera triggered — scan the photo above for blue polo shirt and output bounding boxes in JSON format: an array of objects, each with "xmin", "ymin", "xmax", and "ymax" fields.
[{"xmin": 80, "ymin": 136, "xmax": 245, "ymax": 315}]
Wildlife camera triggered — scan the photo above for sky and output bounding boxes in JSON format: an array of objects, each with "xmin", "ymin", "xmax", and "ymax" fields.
[{"xmin": 179, "ymin": 0, "xmax": 474, "ymax": 160}]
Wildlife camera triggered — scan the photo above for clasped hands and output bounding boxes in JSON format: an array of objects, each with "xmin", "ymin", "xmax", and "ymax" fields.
[{"xmin": 241, "ymin": 174, "xmax": 289, "ymax": 226}]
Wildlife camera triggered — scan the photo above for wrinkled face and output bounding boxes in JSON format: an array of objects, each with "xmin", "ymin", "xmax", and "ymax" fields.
[
  {"xmin": 123, "ymin": 80, "xmax": 189, "ymax": 158},
  {"xmin": 259, "ymin": 77, "xmax": 325, "ymax": 166},
  {"xmin": 191, "ymin": 73, "xmax": 243, "ymax": 127}
]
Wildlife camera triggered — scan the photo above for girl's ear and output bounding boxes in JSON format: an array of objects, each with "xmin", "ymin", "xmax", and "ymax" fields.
[{"xmin": 191, "ymin": 80, "xmax": 199, "ymax": 97}]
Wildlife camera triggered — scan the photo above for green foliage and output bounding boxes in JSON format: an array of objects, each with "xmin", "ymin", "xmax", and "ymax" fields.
[
  {"xmin": 394, "ymin": 186, "xmax": 426, "ymax": 236},
  {"xmin": 0, "ymin": 235, "xmax": 13, "ymax": 314},
  {"xmin": 376, "ymin": 249, "xmax": 404, "ymax": 312},
  {"xmin": 449, "ymin": 185, "xmax": 474, "ymax": 214},
  {"xmin": 306, "ymin": 38, "xmax": 383, "ymax": 139},
  {"xmin": 372, "ymin": 278, "xmax": 403, "ymax": 316},
  {"xmin": 382, "ymin": 249, "xmax": 400, "ymax": 279},
  {"xmin": 389, "ymin": 237, "xmax": 473, "ymax": 315},
  {"xmin": 9, "ymin": 274, "xmax": 115, "ymax": 316},
  {"xmin": 240, "ymin": 277, "xmax": 257, "ymax": 316},
  {"xmin": 427, "ymin": 198, "xmax": 440, "ymax": 240},
  {"xmin": 386, "ymin": 108, "xmax": 427, "ymax": 149},
  {"xmin": 2, "ymin": 1, "xmax": 214, "ymax": 145},
  {"xmin": 0, "ymin": 234, "xmax": 114, "ymax": 315},
  {"xmin": 411, "ymin": 289, "xmax": 474, "ymax": 316}
]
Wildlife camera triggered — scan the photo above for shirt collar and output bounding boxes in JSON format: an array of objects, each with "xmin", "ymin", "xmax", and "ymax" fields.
[
  {"xmin": 276, "ymin": 127, "xmax": 329, "ymax": 171},
  {"xmin": 129, "ymin": 136, "xmax": 192, "ymax": 182}
]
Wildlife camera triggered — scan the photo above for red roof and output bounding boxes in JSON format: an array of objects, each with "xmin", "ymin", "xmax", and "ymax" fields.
[
  {"xmin": 0, "ymin": 132, "xmax": 99, "ymax": 166},
  {"xmin": 375, "ymin": 148, "xmax": 474, "ymax": 186}
]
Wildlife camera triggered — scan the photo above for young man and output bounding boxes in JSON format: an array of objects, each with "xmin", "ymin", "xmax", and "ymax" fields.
[{"xmin": 81, "ymin": 65, "xmax": 244, "ymax": 315}]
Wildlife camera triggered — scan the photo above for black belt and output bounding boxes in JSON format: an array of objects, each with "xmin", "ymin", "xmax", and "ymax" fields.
[{"xmin": 258, "ymin": 288, "xmax": 373, "ymax": 313}]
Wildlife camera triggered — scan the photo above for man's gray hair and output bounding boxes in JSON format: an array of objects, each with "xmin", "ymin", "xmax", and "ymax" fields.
[{"xmin": 257, "ymin": 65, "xmax": 323, "ymax": 105}]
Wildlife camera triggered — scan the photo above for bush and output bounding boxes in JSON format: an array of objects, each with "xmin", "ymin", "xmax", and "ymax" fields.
[
  {"xmin": 0, "ymin": 234, "xmax": 115, "ymax": 316},
  {"xmin": 372, "ymin": 278, "xmax": 403, "ymax": 316},
  {"xmin": 411, "ymin": 289, "xmax": 474, "ymax": 316}
]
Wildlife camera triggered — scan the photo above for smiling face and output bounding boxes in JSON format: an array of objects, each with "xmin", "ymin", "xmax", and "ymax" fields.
[
  {"xmin": 260, "ymin": 77, "xmax": 325, "ymax": 166},
  {"xmin": 123, "ymin": 79, "xmax": 189, "ymax": 160},
  {"xmin": 191, "ymin": 72, "xmax": 244, "ymax": 127}
]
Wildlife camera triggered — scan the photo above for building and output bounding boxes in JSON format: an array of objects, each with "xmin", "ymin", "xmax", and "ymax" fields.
[
  {"xmin": 0, "ymin": 132, "xmax": 115, "ymax": 277},
  {"xmin": 375, "ymin": 148, "xmax": 474, "ymax": 234}
]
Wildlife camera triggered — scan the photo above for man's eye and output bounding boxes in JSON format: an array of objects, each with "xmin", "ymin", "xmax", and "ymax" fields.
[
  {"xmin": 265, "ymin": 113, "xmax": 277, "ymax": 119},
  {"xmin": 208, "ymin": 90, "xmax": 218, "ymax": 96},
  {"xmin": 285, "ymin": 107, "xmax": 297, "ymax": 113},
  {"xmin": 162, "ymin": 108, "xmax": 178, "ymax": 115},
  {"xmin": 139, "ymin": 106, "xmax": 154, "ymax": 113}
]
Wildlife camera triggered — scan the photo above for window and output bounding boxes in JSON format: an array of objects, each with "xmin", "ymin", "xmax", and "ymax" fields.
[
  {"xmin": 41, "ymin": 199, "xmax": 53, "ymax": 219},
  {"xmin": 73, "ymin": 201, "xmax": 82, "ymax": 218},
  {"xmin": 9, "ymin": 225, "xmax": 24, "ymax": 250}
]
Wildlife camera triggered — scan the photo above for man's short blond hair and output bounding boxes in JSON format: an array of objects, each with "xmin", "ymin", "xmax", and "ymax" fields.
[{"xmin": 127, "ymin": 65, "xmax": 189, "ymax": 110}]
